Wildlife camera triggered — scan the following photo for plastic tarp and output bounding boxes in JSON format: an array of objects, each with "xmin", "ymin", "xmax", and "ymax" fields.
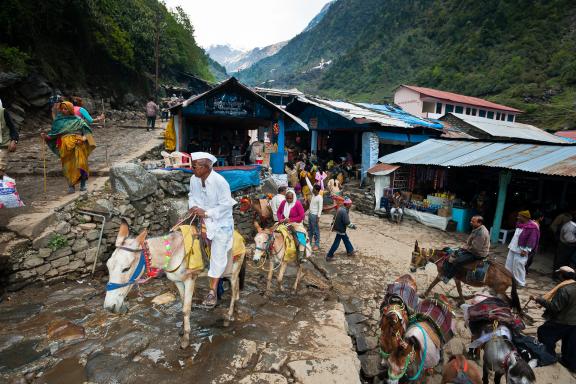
[
  {"xmin": 166, "ymin": 165, "xmax": 262, "ymax": 192},
  {"xmin": 405, "ymin": 208, "xmax": 450, "ymax": 231}
]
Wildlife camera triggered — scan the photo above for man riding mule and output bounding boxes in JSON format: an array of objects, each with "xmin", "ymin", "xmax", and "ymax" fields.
[
  {"xmin": 411, "ymin": 241, "xmax": 522, "ymax": 313},
  {"xmin": 103, "ymin": 151, "xmax": 246, "ymax": 349},
  {"xmin": 443, "ymin": 215, "xmax": 490, "ymax": 283}
]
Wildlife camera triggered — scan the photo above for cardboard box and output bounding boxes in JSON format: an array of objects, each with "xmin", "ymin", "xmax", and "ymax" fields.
[{"xmin": 437, "ymin": 207, "xmax": 452, "ymax": 217}]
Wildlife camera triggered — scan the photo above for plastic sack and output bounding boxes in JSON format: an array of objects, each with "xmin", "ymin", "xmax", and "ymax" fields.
[{"xmin": 0, "ymin": 175, "xmax": 25, "ymax": 208}]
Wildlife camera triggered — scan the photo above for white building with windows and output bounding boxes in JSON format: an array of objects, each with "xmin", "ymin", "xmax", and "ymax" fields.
[{"xmin": 394, "ymin": 85, "xmax": 522, "ymax": 122}]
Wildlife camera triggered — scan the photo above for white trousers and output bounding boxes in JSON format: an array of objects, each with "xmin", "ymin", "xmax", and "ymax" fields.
[
  {"xmin": 208, "ymin": 227, "xmax": 233, "ymax": 278},
  {"xmin": 505, "ymin": 250, "xmax": 527, "ymax": 287},
  {"xmin": 390, "ymin": 207, "xmax": 403, "ymax": 215}
]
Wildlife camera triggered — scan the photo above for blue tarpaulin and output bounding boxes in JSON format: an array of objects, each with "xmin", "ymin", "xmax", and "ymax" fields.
[
  {"xmin": 359, "ymin": 103, "xmax": 444, "ymax": 129},
  {"xmin": 166, "ymin": 166, "xmax": 261, "ymax": 192}
]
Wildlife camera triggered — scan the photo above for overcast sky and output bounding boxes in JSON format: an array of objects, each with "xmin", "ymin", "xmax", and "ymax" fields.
[{"xmin": 164, "ymin": 0, "xmax": 333, "ymax": 50}]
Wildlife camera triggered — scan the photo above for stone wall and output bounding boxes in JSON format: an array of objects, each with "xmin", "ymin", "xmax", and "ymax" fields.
[
  {"xmin": 2, "ymin": 164, "xmax": 261, "ymax": 291},
  {"xmin": 345, "ymin": 179, "xmax": 376, "ymax": 216}
]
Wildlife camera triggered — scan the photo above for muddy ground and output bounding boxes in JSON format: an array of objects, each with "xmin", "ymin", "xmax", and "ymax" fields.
[{"xmin": 1, "ymin": 210, "xmax": 576, "ymax": 383}]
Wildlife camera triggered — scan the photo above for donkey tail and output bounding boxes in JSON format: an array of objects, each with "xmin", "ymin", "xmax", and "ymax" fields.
[{"xmin": 511, "ymin": 277, "xmax": 523, "ymax": 316}]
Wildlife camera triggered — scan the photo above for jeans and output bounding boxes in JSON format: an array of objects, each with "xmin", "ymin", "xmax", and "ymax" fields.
[
  {"xmin": 308, "ymin": 214, "xmax": 320, "ymax": 247},
  {"xmin": 444, "ymin": 249, "xmax": 477, "ymax": 279},
  {"xmin": 327, "ymin": 233, "xmax": 354, "ymax": 258},
  {"xmin": 147, "ymin": 116, "xmax": 156, "ymax": 129},
  {"xmin": 538, "ymin": 321, "xmax": 576, "ymax": 371}
]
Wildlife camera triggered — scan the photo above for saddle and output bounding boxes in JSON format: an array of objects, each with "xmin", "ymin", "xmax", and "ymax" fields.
[
  {"xmin": 275, "ymin": 224, "xmax": 298, "ymax": 262},
  {"xmin": 179, "ymin": 224, "xmax": 245, "ymax": 272},
  {"xmin": 444, "ymin": 248, "xmax": 491, "ymax": 283}
]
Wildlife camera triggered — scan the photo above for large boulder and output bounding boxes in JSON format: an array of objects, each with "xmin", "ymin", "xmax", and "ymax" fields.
[
  {"xmin": 17, "ymin": 76, "xmax": 52, "ymax": 107},
  {"xmin": 109, "ymin": 163, "xmax": 158, "ymax": 201}
]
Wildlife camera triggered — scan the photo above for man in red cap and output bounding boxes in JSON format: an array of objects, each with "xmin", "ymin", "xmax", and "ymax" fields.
[{"xmin": 326, "ymin": 197, "xmax": 356, "ymax": 261}]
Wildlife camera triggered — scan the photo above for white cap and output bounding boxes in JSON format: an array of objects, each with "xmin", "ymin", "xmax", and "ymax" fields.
[
  {"xmin": 190, "ymin": 152, "xmax": 217, "ymax": 164},
  {"xmin": 556, "ymin": 266, "xmax": 575, "ymax": 274}
]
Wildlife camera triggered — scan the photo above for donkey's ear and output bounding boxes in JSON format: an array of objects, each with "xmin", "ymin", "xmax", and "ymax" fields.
[
  {"xmin": 116, "ymin": 220, "xmax": 130, "ymax": 247},
  {"xmin": 134, "ymin": 229, "xmax": 148, "ymax": 245},
  {"xmin": 414, "ymin": 240, "xmax": 419, "ymax": 252}
]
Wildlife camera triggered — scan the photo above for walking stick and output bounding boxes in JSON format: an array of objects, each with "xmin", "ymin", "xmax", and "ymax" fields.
[{"xmin": 41, "ymin": 136, "xmax": 47, "ymax": 193}]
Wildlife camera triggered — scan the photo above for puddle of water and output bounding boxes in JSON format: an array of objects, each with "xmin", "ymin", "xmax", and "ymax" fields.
[
  {"xmin": 0, "ymin": 339, "xmax": 49, "ymax": 373},
  {"xmin": 35, "ymin": 358, "xmax": 87, "ymax": 384}
]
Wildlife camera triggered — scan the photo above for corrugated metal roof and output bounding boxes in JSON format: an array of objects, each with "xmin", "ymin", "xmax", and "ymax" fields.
[
  {"xmin": 378, "ymin": 139, "xmax": 576, "ymax": 177},
  {"xmin": 176, "ymin": 77, "xmax": 309, "ymax": 130},
  {"xmin": 401, "ymin": 85, "xmax": 522, "ymax": 113},
  {"xmin": 367, "ymin": 163, "xmax": 399, "ymax": 175},
  {"xmin": 252, "ymin": 87, "xmax": 304, "ymax": 97},
  {"xmin": 450, "ymin": 114, "xmax": 566, "ymax": 144},
  {"xmin": 295, "ymin": 96, "xmax": 443, "ymax": 129},
  {"xmin": 556, "ymin": 131, "xmax": 576, "ymax": 142}
]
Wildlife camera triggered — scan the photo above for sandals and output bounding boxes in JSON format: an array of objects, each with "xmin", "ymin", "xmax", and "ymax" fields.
[{"xmin": 201, "ymin": 291, "xmax": 217, "ymax": 308}]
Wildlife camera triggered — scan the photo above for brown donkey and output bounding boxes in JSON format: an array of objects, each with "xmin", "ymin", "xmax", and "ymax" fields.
[{"xmin": 410, "ymin": 241, "xmax": 521, "ymax": 313}]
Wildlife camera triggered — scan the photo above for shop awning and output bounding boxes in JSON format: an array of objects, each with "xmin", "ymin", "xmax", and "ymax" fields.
[
  {"xmin": 378, "ymin": 139, "xmax": 576, "ymax": 177},
  {"xmin": 367, "ymin": 163, "xmax": 399, "ymax": 176}
]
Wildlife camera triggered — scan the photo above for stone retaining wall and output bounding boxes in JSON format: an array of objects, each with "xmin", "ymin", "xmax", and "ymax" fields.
[{"xmin": 2, "ymin": 164, "xmax": 260, "ymax": 291}]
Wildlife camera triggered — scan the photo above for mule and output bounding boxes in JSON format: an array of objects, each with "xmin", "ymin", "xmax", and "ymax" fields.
[
  {"xmin": 239, "ymin": 197, "xmax": 274, "ymax": 229},
  {"xmin": 441, "ymin": 355, "xmax": 482, "ymax": 384},
  {"xmin": 252, "ymin": 223, "xmax": 311, "ymax": 294},
  {"xmin": 103, "ymin": 220, "xmax": 246, "ymax": 349},
  {"xmin": 481, "ymin": 327, "xmax": 536, "ymax": 384},
  {"xmin": 379, "ymin": 274, "xmax": 418, "ymax": 367},
  {"xmin": 410, "ymin": 241, "xmax": 522, "ymax": 313},
  {"xmin": 385, "ymin": 320, "xmax": 444, "ymax": 384}
]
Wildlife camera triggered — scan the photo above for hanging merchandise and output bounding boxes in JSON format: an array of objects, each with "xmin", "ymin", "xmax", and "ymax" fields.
[{"xmin": 273, "ymin": 122, "xmax": 279, "ymax": 136}]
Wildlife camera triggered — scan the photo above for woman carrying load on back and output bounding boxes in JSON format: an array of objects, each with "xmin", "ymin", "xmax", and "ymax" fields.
[{"xmin": 41, "ymin": 101, "xmax": 96, "ymax": 193}]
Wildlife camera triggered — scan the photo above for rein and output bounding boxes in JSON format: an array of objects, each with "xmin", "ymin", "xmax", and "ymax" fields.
[
  {"xmin": 106, "ymin": 233, "xmax": 185, "ymax": 291},
  {"xmin": 386, "ymin": 323, "xmax": 429, "ymax": 382},
  {"xmin": 254, "ymin": 231, "xmax": 285, "ymax": 271}
]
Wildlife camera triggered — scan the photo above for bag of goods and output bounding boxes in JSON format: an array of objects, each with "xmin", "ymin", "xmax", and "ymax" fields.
[{"xmin": 0, "ymin": 175, "xmax": 25, "ymax": 208}]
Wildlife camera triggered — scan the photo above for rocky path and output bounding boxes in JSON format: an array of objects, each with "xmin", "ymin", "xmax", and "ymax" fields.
[
  {"xmin": 1, "ymin": 209, "xmax": 576, "ymax": 383},
  {"xmin": 312, "ymin": 211, "xmax": 576, "ymax": 383},
  {"xmin": 0, "ymin": 121, "xmax": 163, "ymax": 234}
]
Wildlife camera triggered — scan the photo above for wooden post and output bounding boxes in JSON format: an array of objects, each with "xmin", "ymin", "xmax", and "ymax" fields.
[{"xmin": 490, "ymin": 170, "xmax": 512, "ymax": 244}]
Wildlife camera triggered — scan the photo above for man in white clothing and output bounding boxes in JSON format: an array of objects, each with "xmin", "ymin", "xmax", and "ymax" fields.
[
  {"xmin": 188, "ymin": 152, "xmax": 237, "ymax": 308},
  {"xmin": 269, "ymin": 186, "xmax": 287, "ymax": 222},
  {"xmin": 308, "ymin": 184, "xmax": 323, "ymax": 251}
]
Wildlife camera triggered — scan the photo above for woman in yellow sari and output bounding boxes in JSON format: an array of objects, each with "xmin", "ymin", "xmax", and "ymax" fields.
[{"xmin": 41, "ymin": 101, "xmax": 96, "ymax": 193}]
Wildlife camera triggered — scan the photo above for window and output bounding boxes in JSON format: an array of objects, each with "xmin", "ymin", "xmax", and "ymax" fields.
[
  {"xmin": 507, "ymin": 114, "xmax": 514, "ymax": 122},
  {"xmin": 465, "ymin": 107, "xmax": 471, "ymax": 115},
  {"xmin": 479, "ymin": 110, "xmax": 486, "ymax": 117},
  {"xmin": 496, "ymin": 112, "xmax": 501, "ymax": 120},
  {"xmin": 446, "ymin": 104, "xmax": 454, "ymax": 113},
  {"xmin": 435, "ymin": 102, "xmax": 443, "ymax": 114},
  {"xmin": 422, "ymin": 101, "xmax": 435, "ymax": 113},
  {"xmin": 455, "ymin": 105, "xmax": 464, "ymax": 114},
  {"xmin": 500, "ymin": 113, "xmax": 506, "ymax": 121},
  {"xmin": 472, "ymin": 108, "xmax": 477, "ymax": 116},
  {"xmin": 487, "ymin": 111, "xmax": 495, "ymax": 119}
]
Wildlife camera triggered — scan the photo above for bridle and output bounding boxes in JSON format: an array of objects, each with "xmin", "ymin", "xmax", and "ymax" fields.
[
  {"xmin": 379, "ymin": 302, "xmax": 409, "ymax": 359},
  {"xmin": 105, "ymin": 244, "xmax": 149, "ymax": 291},
  {"xmin": 254, "ymin": 230, "xmax": 285, "ymax": 271}
]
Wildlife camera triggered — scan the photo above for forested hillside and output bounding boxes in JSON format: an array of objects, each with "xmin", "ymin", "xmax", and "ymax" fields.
[
  {"xmin": 242, "ymin": 0, "xmax": 576, "ymax": 130},
  {"xmin": 0, "ymin": 0, "xmax": 213, "ymax": 95}
]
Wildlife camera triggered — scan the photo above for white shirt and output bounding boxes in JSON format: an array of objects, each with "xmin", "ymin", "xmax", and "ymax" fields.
[
  {"xmin": 269, "ymin": 194, "xmax": 285, "ymax": 221},
  {"xmin": 309, "ymin": 194, "xmax": 323, "ymax": 216},
  {"xmin": 188, "ymin": 171, "xmax": 236, "ymax": 240}
]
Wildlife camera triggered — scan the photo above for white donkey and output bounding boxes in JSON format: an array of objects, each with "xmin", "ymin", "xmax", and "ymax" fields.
[
  {"xmin": 104, "ymin": 219, "xmax": 246, "ymax": 349},
  {"xmin": 252, "ymin": 223, "xmax": 311, "ymax": 294}
]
